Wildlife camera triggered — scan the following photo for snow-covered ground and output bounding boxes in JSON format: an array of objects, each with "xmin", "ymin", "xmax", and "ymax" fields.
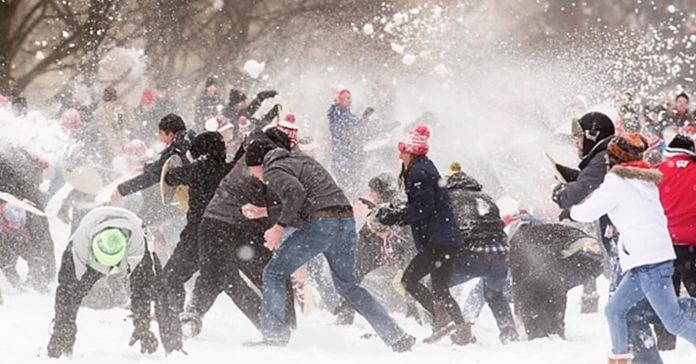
[{"xmin": 1, "ymin": 191, "xmax": 694, "ymax": 363}]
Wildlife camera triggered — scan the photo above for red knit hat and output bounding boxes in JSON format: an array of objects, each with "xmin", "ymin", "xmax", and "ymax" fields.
[{"xmin": 398, "ymin": 124, "xmax": 431, "ymax": 156}]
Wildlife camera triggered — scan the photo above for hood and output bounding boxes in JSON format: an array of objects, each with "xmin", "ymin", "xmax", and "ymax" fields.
[
  {"xmin": 263, "ymin": 147, "xmax": 292, "ymax": 167},
  {"xmin": 579, "ymin": 137, "xmax": 610, "ymax": 170},
  {"xmin": 447, "ymin": 171, "xmax": 482, "ymax": 192},
  {"xmin": 609, "ymin": 165, "xmax": 662, "ymax": 185}
]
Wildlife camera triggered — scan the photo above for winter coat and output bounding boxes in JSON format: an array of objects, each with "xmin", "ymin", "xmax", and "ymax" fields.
[
  {"xmin": 194, "ymin": 94, "xmax": 223, "ymax": 126},
  {"xmin": 263, "ymin": 148, "xmax": 351, "ymax": 227},
  {"xmin": 165, "ymin": 155, "xmax": 232, "ymax": 226},
  {"xmin": 555, "ymin": 137, "xmax": 611, "ymax": 210},
  {"xmin": 203, "ymin": 158, "xmax": 275, "ymax": 230},
  {"xmin": 658, "ymin": 153, "xmax": 696, "ymax": 246},
  {"xmin": 117, "ymin": 129, "xmax": 195, "ymax": 196},
  {"xmin": 327, "ymin": 104, "xmax": 363, "ymax": 168},
  {"xmin": 402, "ymin": 156, "xmax": 463, "ymax": 250},
  {"xmin": 70, "ymin": 207, "xmax": 146, "ymax": 278},
  {"xmin": 447, "ymin": 172, "xmax": 509, "ymax": 256},
  {"xmin": 570, "ymin": 164, "xmax": 676, "ymax": 272}
]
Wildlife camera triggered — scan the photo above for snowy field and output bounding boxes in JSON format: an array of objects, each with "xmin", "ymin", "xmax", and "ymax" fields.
[{"xmin": 1, "ymin": 190, "xmax": 694, "ymax": 364}]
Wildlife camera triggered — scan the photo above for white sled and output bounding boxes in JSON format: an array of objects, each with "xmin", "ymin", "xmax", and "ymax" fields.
[
  {"xmin": 160, "ymin": 155, "xmax": 189, "ymax": 212},
  {"xmin": 544, "ymin": 152, "xmax": 568, "ymax": 183},
  {"xmin": 0, "ymin": 191, "xmax": 46, "ymax": 216}
]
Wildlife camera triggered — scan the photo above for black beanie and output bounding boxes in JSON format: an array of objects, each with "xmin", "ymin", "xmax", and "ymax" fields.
[
  {"xmin": 676, "ymin": 92, "xmax": 690, "ymax": 102},
  {"xmin": 245, "ymin": 138, "xmax": 276, "ymax": 167},
  {"xmin": 228, "ymin": 89, "xmax": 247, "ymax": 106},
  {"xmin": 265, "ymin": 127, "xmax": 292, "ymax": 151},
  {"xmin": 368, "ymin": 173, "xmax": 397, "ymax": 201},
  {"xmin": 574, "ymin": 112, "xmax": 615, "ymax": 157},
  {"xmin": 190, "ymin": 131, "xmax": 226, "ymax": 160},
  {"xmin": 205, "ymin": 76, "xmax": 218, "ymax": 88},
  {"xmin": 666, "ymin": 134, "xmax": 695, "ymax": 154}
]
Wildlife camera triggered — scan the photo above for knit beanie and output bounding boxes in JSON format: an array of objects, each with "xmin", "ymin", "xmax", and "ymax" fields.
[
  {"xmin": 245, "ymin": 135, "xmax": 277, "ymax": 167},
  {"xmin": 228, "ymin": 89, "xmax": 247, "ymax": 106},
  {"xmin": 665, "ymin": 134, "xmax": 696, "ymax": 156},
  {"xmin": 398, "ymin": 124, "xmax": 431, "ymax": 156},
  {"xmin": 607, "ymin": 132, "xmax": 648, "ymax": 164}
]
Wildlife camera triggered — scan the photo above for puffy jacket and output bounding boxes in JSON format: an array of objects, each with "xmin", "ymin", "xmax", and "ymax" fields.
[
  {"xmin": 402, "ymin": 156, "xmax": 463, "ymax": 250},
  {"xmin": 658, "ymin": 153, "xmax": 696, "ymax": 246},
  {"xmin": 117, "ymin": 129, "xmax": 195, "ymax": 196},
  {"xmin": 447, "ymin": 172, "xmax": 508, "ymax": 255},
  {"xmin": 570, "ymin": 164, "xmax": 675, "ymax": 272}
]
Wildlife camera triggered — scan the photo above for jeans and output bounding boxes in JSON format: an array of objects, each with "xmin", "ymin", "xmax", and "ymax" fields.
[
  {"xmin": 261, "ymin": 217, "xmax": 405, "ymax": 345},
  {"xmin": 450, "ymin": 254, "xmax": 516, "ymax": 332},
  {"xmin": 606, "ymin": 260, "xmax": 696, "ymax": 354}
]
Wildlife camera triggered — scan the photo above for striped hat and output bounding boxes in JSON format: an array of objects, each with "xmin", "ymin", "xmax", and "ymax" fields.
[{"xmin": 607, "ymin": 133, "xmax": 648, "ymax": 163}]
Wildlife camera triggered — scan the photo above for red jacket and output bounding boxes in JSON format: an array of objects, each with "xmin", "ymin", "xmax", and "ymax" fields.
[{"xmin": 658, "ymin": 154, "xmax": 696, "ymax": 246}]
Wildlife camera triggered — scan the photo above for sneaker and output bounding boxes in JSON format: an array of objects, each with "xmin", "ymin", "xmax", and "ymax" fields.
[
  {"xmin": 391, "ymin": 334, "xmax": 416, "ymax": 353},
  {"xmin": 180, "ymin": 312, "xmax": 202, "ymax": 339},
  {"xmin": 450, "ymin": 322, "xmax": 476, "ymax": 346},
  {"xmin": 499, "ymin": 327, "xmax": 520, "ymax": 345}
]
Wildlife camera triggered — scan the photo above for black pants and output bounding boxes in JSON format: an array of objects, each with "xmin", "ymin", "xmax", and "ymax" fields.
[
  {"xmin": 49, "ymin": 242, "xmax": 154, "ymax": 354},
  {"xmin": 188, "ymin": 219, "xmax": 296, "ymax": 330},
  {"xmin": 157, "ymin": 223, "xmax": 202, "ymax": 353},
  {"xmin": 401, "ymin": 245, "xmax": 465, "ymax": 325}
]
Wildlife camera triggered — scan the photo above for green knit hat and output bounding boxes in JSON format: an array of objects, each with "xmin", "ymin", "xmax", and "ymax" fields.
[{"xmin": 91, "ymin": 228, "xmax": 127, "ymax": 266}]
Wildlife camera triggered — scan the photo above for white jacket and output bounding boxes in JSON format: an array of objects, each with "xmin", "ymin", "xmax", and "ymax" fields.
[{"xmin": 570, "ymin": 165, "xmax": 675, "ymax": 272}]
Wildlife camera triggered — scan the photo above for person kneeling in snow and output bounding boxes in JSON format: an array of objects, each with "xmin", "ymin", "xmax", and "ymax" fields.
[
  {"xmin": 47, "ymin": 207, "xmax": 159, "ymax": 358},
  {"xmin": 569, "ymin": 133, "xmax": 696, "ymax": 364}
]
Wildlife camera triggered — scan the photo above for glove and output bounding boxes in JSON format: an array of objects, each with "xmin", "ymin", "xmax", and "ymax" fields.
[
  {"xmin": 265, "ymin": 104, "xmax": 282, "ymax": 120},
  {"xmin": 257, "ymin": 90, "xmax": 278, "ymax": 100},
  {"xmin": 375, "ymin": 205, "xmax": 404, "ymax": 226},
  {"xmin": 362, "ymin": 107, "xmax": 375, "ymax": 119},
  {"xmin": 47, "ymin": 321, "xmax": 77, "ymax": 358},
  {"xmin": 551, "ymin": 183, "xmax": 566, "ymax": 206},
  {"xmin": 129, "ymin": 326, "xmax": 159, "ymax": 354},
  {"xmin": 558, "ymin": 209, "xmax": 572, "ymax": 221}
]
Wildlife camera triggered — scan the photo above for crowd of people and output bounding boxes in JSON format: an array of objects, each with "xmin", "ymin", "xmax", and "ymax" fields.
[{"xmin": 0, "ymin": 81, "xmax": 696, "ymax": 364}]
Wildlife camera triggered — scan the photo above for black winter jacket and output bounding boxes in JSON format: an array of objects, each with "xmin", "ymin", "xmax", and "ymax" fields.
[
  {"xmin": 555, "ymin": 137, "xmax": 610, "ymax": 210},
  {"xmin": 447, "ymin": 172, "xmax": 509, "ymax": 256},
  {"xmin": 118, "ymin": 129, "xmax": 196, "ymax": 196},
  {"xmin": 165, "ymin": 156, "xmax": 232, "ymax": 226},
  {"xmin": 402, "ymin": 156, "xmax": 463, "ymax": 250}
]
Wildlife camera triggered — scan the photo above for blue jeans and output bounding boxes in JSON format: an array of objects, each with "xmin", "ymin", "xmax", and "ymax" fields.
[
  {"xmin": 261, "ymin": 217, "xmax": 405, "ymax": 345},
  {"xmin": 606, "ymin": 260, "xmax": 696, "ymax": 354},
  {"xmin": 627, "ymin": 297, "xmax": 696, "ymax": 364},
  {"xmin": 450, "ymin": 254, "xmax": 516, "ymax": 332}
]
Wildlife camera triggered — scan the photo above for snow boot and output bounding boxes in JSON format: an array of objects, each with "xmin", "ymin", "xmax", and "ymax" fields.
[
  {"xmin": 450, "ymin": 322, "xmax": 476, "ymax": 346},
  {"xmin": 431, "ymin": 301, "xmax": 451, "ymax": 333},
  {"xmin": 607, "ymin": 353, "xmax": 632, "ymax": 364},
  {"xmin": 581, "ymin": 293, "xmax": 600, "ymax": 314},
  {"xmin": 391, "ymin": 334, "xmax": 416, "ymax": 353}
]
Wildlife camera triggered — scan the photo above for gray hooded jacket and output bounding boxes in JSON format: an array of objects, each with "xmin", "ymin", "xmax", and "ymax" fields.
[
  {"xmin": 70, "ymin": 206, "xmax": 146, "ymax": 278},
  {"xmin": 263, "ymin": 149, "xmax": 350, "ymax": 227}
]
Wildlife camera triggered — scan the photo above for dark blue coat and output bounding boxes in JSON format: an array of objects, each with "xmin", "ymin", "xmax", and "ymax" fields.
[{"xmin": 403, "ymin": 156, "xmax": 464, "ymax": 250}]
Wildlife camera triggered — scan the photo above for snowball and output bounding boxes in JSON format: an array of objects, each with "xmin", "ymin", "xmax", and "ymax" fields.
[
  {"xmin": 362, "ymin": 23, "xmax": 374, "ymax": 35},
  {"xmin": 391, "ymin": 43, "xmax": 405, "ymax": 54},
  {"xmin": 434, "ymin": 63, "xmax": 449, "ymax": 77},
  {"xmin": 667, "ymin": 5, "xmax": 677, "ymax": 13},
  {"xmin": 62, "ymin": 30, "xmax": 70, "ymax": 39},
  {"xmin": 205, "ymin": 118, "xmax": 219, "ymax": 132},
  {"xmin": 36, "ymin": 51, "xmax": 45, "ymax": 60},
  {"xmin": 243, "ymin": 59, "xmax": 265, "ymax": 79},
  {"xmin": 212, "ymin": 0, "xmax": 224, "ymax": 10},
  {"xmin": 237, "ymin": 245, "xmax": 255, "ymax": 261},
  {"xmin": 402, "ymin": 54, "xmax": 416, "ymax": 65},
  {"xmin": 393, "ymin": 12, "xmax": 408, "ymax": 25}
]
